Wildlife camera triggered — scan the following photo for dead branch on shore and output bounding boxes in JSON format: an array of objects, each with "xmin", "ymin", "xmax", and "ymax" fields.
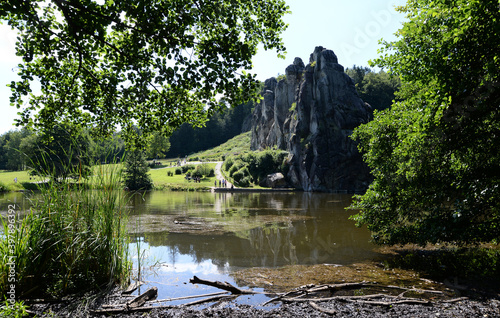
[
  {"xmin": 121, "ymin": 280, "xmax": 145, "ymax": 294},
  {"xmin": 309, "ymin": 301, "xmax": 337, "ymax": 315},
  {"xmin": 92, "ymin": 288, "xmax": 237, "ymax": 315},
  {"xmin": 148, "ymin": 291, "xmax": 230, "ymax": 304},
  {"xmin": 180, "ymin": 295, "xmax": 237, "ymax": 307},
  {"xmin": 126, "ymin": 287, "xmax": 158, "ymax": 309},
  {"xmin": 304, "ymin": 281, "xmax": 371, "ymax": 293},
  {"xmin": 91, "ymin": 277, "xmax": 470, "ymax": 315},
  {"xmin": 91, "ymin": 287, "xmax": 159, "ymax": 314},
  {"xmin": 263, "ymin": 281, "xmax": 467, "ymax": 311},
  {"xmin": 189, "ymin": 275, "xmax": 258, "ymax": 295}
]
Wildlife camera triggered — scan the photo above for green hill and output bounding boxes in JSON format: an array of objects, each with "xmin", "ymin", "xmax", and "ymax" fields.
[{"xmin": 187, "ymin": 131, "xmax": 251, "ymax": 162}]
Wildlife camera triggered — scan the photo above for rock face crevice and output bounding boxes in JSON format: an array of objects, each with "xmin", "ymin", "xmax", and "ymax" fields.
[{"xmin": 250, "ymin": 46, "xmax": 372, "ymax": 192}]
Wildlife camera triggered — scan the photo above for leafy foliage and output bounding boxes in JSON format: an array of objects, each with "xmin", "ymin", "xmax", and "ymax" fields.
[
  {"xmin": 223, "ymin": 149, "xmax": 288, "ymax": 187},
  {"xmin": 0, "ymin": 129, "xmax": 33, "ymax": 171},
  {"xmin": 345, "ymin": 66, "xmax": 401, "ymax": 111},
  {"xmin": 145, "ymin": 131, "xmax": 170, "ymax": 160},
  {"xmin": 2, "ymin": 0, "xmax": 288, "ymax": 144},
  {"xmin": 350, "ymin": 0, "xmax": 500, "ymax": 245},
  {"xmin": 25, "ymin": 124, "xmax": 93, "ymax": 181}
]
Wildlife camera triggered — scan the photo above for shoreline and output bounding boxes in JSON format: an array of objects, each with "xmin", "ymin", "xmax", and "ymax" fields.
[{"xmin": 212, "ymin": 187, "xmax": 297, "ymax": 193}]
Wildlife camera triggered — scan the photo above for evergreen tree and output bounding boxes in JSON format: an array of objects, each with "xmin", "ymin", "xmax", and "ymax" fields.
[{"xmin": 122, "ymin": 149, "xmax": 153, "ymax": 191}]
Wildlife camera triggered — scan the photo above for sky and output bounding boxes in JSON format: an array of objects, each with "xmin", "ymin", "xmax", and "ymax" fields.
[{"xmin": 0, "ymin": 0, "xmax": 407, "ymax": 135}]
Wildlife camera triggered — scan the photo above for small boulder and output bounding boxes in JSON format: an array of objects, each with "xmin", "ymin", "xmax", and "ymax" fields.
[{"xmin": 260, "ymin": 172, "xmax": 287, "ymax": 188}]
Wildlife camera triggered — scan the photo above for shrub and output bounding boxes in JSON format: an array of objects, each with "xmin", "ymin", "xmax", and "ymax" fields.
[
  {"xmin": 208, "ymin": 169, "xmax": 215, "ymax": 177},
  {"xmin": 223, "ymin": 157, "xmax": 234, "ymax": 171},
  {"xmin": 175, "ymin": 168, "xmax": 182, "ymax": 175},
  {"xmin": 223, "ymin": 149, "xmax": 289, "ymax": 186},
  {"xmin": 239, "ymin": 176, "xmax": 252, "ymax": 187},
  {"xmin": 233, "ymin": 167, "xmax": 250, "ymax": 183},
  {"xmin": 181, "ymin": 165, "xmax": 195, "ymax": 173},
  {"xmin": 191, "ymin": 170, "xmax": 202, "ymax": 178},
  {"xmin": 228, "ymin": 165, "xmax": 238, "ymax": 177},
  {"xmin": 228, "ymin": 159, "xmax": 245, "ymax": 177},
  {"xmin": 195, "ymin": 163, "xmax": 212, "ymax": 177}
]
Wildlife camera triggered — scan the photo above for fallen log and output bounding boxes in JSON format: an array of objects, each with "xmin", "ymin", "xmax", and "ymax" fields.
[
  {"xmin": 281, "ymin": 294, "xmax": 431, "ymax": 306},
  {"xmin": 181, "ymin": 295, "xmax": 236, "ymax": 307},
  {"xmin": 189, "ymin": 276, "xmax": 255, "ymax": 295},
  {"xmin": 91, "ymin": 305, "xmax": 168, "ymax": 315},
  {"xmin": 309, "ymin": 301, "xmax": 337, "ymax": 315},
  {"xmin": 440, "ymin": 297, "xmax": 469, "ymax": 303},
  {"xmin": 122, "ymin": 280, "xmax": 145, "ymax": 294},
  {"xmin": 126, "ymin": 287, "xmax": 158, "ymax": 309},
  {"xmin": 305, "ymin": 282, "xmax": 369, "ymax": 293},
  {"xmin": 149, "ymin": 291, "xmax": 230, "ymax": 304},
  {"xmin": 348, "ymin": 298, "xmax": 431, "ymax": 306}
]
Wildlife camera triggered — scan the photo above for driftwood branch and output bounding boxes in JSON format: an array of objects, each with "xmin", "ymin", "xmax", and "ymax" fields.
[
  {"xmin": 305, "ymin": 282, "xmax": 369, "ymax": 293},
  {"xmin": 309, "ymin": 301, "xmax": 337, "ymax": 315},
  {"xmin": 283, "ymin": 294, "xmax": 431, "ymax": 306},
  {"xmin": 91, "ymin": 305, "xmax": 168, "ymax": 315},
  {"xmin": 126, "ymin": 287, "xmax": 158, "ymax": 309},
  {"xmin": 149, "ymin": 291, "xmax": 230, "ymax": 304},
  {"xmin": 441, "ymin": 297, "xmax": 469, "ymax": 303},
  {"xmin": 346, "ymin": 298, "xmax": 431, "ymax": 306},
  {"xmin": 189, "ymin": 275, "xmax": 256, "ymax": 295},
  {"xmin": 122, "ymin": 281, "xmax": 145, "ymax": 295},
  {"xmin": 181, "ymin": 295, "xmax": 236, "ymax": 307},
  {"xmin": 93, "ymin": 291, "xmax": 232, "ymax": 315}
]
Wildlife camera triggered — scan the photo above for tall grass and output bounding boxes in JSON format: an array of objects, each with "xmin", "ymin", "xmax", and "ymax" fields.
[{"xmin": 0, "ymin": 162, "xmax": 130, "ymax": 298}]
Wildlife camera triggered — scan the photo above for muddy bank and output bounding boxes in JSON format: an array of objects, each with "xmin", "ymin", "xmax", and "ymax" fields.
[
  {"xmin": 28, "ymin": 262, "xmax": 500, "ymax": 317},
  {"xmin": 27, "ymin": 291, "xmax": 500, "ymax": 318}
]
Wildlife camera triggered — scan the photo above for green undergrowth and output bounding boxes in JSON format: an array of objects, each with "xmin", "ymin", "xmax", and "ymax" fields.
[
  {"xmin": 223, "ymin": 148, "xmax": 289, "ymax": 187},
  {"xmin": 385, "ymin": 245, "xmax": 500, "ymax": 292},
  {"xmin": 0, "ymin": 163, "xmax": 130, "ymax": 299}
]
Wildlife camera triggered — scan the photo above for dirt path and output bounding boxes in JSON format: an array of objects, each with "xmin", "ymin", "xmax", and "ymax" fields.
[{"xmin": 213, "ymin": 161, "xmax": 233, "ymax": 188}]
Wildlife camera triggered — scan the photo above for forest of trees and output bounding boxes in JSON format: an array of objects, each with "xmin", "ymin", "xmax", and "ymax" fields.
[
  {"xmin": 346, "ymin": 66, "xmax": 401, "ymax": 111},
  {"xmin": 165, "ymin": 101, "xmax": 254, "ymax": 158},
  {"xmin": 0, "ymin": 127, "xmax": 126, "ymax": 172},
  {"xmin": 0, "ymin": 102, "xmax": 254, "ymax": 171}
]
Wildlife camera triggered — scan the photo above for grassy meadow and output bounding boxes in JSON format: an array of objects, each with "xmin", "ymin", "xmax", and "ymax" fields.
[
  {"xmin": 149, "ymin": 163, "xmax": 217, "ymax": 191},
  {"xmin": 0, "ymin": 132, "xmax": 253, "ymax": 192}
]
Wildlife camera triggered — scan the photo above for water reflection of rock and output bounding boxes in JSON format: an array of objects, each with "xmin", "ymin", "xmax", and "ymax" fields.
[{"xmin": 128, "ymin": 192, "xmax": 381, "ymax": 271}]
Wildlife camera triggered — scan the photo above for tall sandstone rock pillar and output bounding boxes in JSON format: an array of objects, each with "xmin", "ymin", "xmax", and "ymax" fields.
[{"xmin": 251, "ymin": 46, "xmax": 372, "ymax": 192}]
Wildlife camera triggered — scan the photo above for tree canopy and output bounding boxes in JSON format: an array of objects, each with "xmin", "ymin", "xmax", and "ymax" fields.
[
  {"xmin": 25, "ymin": 123, "xmax": 93, "ymax": 181},
  {"xmin": 1, "ymin": 0, "xmax": 288, "ymax": 143},
  {"xmin": 346, "ymin": 66, "xmax": 401, "ymax": 111},
  {"xmin": 350, "ymin": 0, "xmax": 500, "ymax": 245}
]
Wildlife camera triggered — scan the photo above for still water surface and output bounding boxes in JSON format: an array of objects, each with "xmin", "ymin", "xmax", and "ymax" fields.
[{"xmin": 1, "ymin": 190, "xmax": 379, "ymax": 306}]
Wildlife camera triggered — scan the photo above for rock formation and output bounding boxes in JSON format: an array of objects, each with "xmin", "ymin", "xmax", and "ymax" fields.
[{"xmin": 250, "ymin": 46, "xmax": 372, "ymax": 192}]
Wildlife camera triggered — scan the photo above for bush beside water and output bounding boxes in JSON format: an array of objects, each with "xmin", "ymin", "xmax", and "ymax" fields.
[{"xmin": 223, "ymin": 149, "xmax": 289, "ymax": 187}]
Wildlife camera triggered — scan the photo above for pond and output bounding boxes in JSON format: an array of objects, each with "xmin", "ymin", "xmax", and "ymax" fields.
[{"xmin": 0, "ymin": 190, "xmax": 379, "ymax": 307}]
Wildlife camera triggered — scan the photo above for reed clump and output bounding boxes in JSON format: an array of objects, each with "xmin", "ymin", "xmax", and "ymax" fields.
[{"xmin": 0, "ymin": 163, "xmax": 130, "ymax": 299}]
